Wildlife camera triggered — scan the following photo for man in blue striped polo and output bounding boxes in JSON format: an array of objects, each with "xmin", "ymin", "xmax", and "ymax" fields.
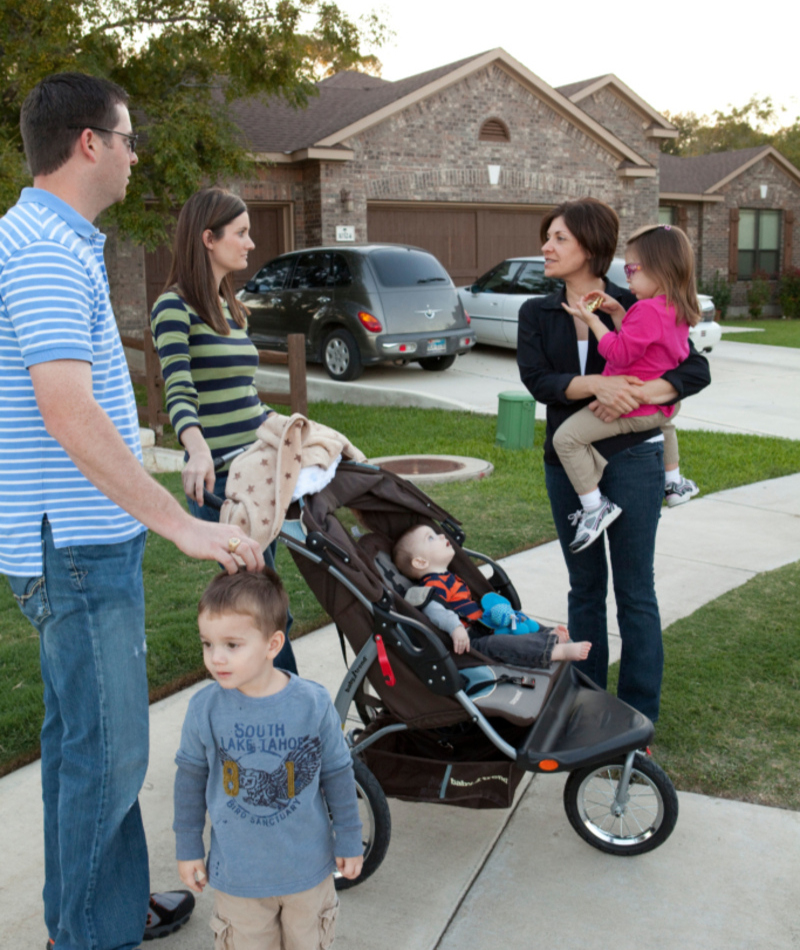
[{"xmin": 0, "ymin": 73, "xmax": 264, "ymax": 950}]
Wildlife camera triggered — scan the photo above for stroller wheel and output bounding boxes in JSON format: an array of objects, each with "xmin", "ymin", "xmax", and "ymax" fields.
[
  {"xmin": 563, "ymin": 753, "xmax": 679, "ymax": 856},
  {"xmin": 334, "ymin": 757, "xmax": 392, "ymax": 890}
]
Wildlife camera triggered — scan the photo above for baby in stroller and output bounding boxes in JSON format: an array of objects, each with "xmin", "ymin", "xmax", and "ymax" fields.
[{"xmin": 392, "ymin": 525, "xmax": 591, "ymax": 668}]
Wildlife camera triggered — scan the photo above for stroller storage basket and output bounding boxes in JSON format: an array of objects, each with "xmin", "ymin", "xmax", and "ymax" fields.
[{"xmin": 358, "ymin": 720, "xmax": 526, "ymax": 810}]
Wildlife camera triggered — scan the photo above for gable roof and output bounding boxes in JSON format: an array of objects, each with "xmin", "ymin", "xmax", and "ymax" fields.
[
  {"xmin": 229, "ymin": 53, "xmax": 487, "ymax": 154},
  {"xmin": 660, "ymin": 146, "xmax": 800, "ymax": 197},
  {"xmin": 231, "ymin": 49, "xmax": 654, "ymax": 173},
  {"xmin": 555, "ymin": 76, "xmax": 606, "ymax": 99},
  {"xmin": 557, "ymin": 74, "xmax": 677, "ymax": 137}
]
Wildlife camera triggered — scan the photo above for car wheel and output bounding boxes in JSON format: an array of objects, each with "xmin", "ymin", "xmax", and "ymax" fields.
[
  {"xmin": 322, "ymin": 328, "xmax": 364, "ymax": 381},
  {"xmin": 417, "ymin": 354, "xmax": 456, "ymax": 371}
]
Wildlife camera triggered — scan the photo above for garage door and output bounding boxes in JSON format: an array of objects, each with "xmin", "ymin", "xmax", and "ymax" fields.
[
  {"xmin": 367, "ymin": 203, "xmax": 549, "ymax": 286},
  {"xmin": 144, "ymin": 203, "xmax": 289, "ymax": 314}
]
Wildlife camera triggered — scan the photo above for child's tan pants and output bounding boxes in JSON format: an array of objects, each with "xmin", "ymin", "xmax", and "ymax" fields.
[
  {"xmin": 553, "ymin": 403, "xmax": 681, "ymax": 495},
  {"xmin": 211, "ymin": 875, "xmax": 338, "ymax": 950}
]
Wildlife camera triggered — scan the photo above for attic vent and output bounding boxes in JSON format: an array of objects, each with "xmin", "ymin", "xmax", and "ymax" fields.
[{"xmin": 479, "ymin": 118, "xmax": 510, "ymax": 143}]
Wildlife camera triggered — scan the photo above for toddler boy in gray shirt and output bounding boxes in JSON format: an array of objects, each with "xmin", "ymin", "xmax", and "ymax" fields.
[{"xmin": 173, "ymin": 567, "xmax": 363, "ymax": 949}]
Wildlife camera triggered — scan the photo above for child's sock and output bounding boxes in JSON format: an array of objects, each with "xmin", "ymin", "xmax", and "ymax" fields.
[
  {"xmin": 665, "ymin": 468, "xmax": 681, "ymax": 485},
  {"xmin": 579, "ymin": 488, "xmax": 602, "ymax": 510}
]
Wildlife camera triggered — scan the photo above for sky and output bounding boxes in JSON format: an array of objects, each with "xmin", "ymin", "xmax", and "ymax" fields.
[{"xmin": 338, "ymin": 0, "xmax": 799, "ymax": 125}]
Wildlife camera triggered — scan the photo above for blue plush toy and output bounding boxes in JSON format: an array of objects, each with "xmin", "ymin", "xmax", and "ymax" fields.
[{"xmin": 480, "ymin": 592, "xmax": 540, "ymax": 635}]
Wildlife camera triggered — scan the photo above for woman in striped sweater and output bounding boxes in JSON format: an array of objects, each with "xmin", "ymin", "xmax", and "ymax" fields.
[{"xmin": 151, "ymin": 187, "xmax": 297, "ymax": 672}]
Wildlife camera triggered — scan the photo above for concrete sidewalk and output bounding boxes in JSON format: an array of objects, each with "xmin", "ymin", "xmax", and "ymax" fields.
[{"xmin": 4, "ymin": 474, "xmax": 800, "ymax": 950}]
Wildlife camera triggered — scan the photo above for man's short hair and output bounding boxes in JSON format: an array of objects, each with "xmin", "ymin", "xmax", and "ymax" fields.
[
  {"xmin": 198, "ymin": 567, "xmax": 289, "ymax": 638},
  {"xmin": 20, "ymin": 72, "xmax": 130, "ymax": 177}
]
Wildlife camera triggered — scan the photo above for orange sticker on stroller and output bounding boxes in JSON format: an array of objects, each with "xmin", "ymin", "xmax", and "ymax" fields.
[{"xmin": 375, "ymin": 635, "xmax": 396, "ymax": 687}]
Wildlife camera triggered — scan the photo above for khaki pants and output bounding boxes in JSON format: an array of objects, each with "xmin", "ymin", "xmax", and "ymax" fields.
[
  {"xmin": 553, "ymin": 403, "xmax": 681, "ymax": 495},
  {"xmin": 211, "ymin": 875, "xmax": 339, "ymax": 950}
]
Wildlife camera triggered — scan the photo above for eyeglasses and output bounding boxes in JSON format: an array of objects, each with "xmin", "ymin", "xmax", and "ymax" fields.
[
  {"xmin": 68, "ymin": 126, "xmax": 138, "ymax": 152},
  {"xmin": 623, "ymin": 262, "xmax": 643, "ymax": 280}
]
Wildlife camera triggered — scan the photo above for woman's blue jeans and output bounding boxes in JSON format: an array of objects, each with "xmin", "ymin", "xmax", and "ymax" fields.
[
  {"xmin": 8, "ymin": 519, "xmax": 150, "ymax": 950},
  {"xmin": 187, "ymin": 472, "xmax": 298, "ymax": 675},
  {"xmin": 545, "ymin": 440, "xmax": 664, "ymax": 721}
]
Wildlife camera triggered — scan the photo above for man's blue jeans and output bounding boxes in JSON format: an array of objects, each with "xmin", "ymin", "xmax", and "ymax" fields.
[
  {"xmin": 545, "ymin": 440, "xmax": 665, "ymax": 722},
  {"xmin": 8, "ymin": 519, "xmax": 150, "ymax": 950}
]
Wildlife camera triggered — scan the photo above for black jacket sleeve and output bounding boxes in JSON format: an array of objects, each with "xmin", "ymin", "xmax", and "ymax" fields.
[
  {"xmin": 517, "ymin": 296, "xmax": 579, "ymax": 406},
  {"xmin": 661, "ymin": 340, "xmax": 711, "ymax": 403}
]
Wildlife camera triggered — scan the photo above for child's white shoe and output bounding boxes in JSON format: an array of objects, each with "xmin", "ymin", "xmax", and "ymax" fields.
[
  {"xmin": 568, "ymin": 496, "xmax": 622, "ymax": 554},
  {"xmin": 665, "ymin": 477, "xmax": 699, "ymax": 507}
]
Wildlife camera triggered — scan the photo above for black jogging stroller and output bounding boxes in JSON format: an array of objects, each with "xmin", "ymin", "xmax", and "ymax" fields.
[
  {"xmin": 262, "ymin": 458, "xmax": 680, "ymax": 889},
  {"xmin": 211, "ymin": 454, "xmax": 678, "ymax": 889}
]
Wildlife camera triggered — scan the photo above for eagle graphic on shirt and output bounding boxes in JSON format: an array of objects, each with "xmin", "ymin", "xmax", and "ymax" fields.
[{"xmin": 218, "ymin": 735, "xmax": 321, "ymax": 810}]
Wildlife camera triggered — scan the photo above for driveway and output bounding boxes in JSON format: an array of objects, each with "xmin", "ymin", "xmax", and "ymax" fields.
[{"xmin": 256, "ymin": 339, "xmax": 800, "ymax": 441}]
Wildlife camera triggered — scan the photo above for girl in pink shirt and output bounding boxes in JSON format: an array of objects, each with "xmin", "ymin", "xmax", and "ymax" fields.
[{"xmin": 555, "ymin": 224, "xmax": 702, "ymax": 554}]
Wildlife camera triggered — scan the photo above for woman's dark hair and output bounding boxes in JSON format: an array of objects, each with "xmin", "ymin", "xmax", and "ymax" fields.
[
  {"xmin": 199, "ymin": 567, "xmax": 289, "ymax": 638},
  {"xmin": 626, "ymin": 224, "xmax": 701, "ymax": 327},
  {"xmin": 540, "ymin": 198, "xmax": 619, "ymax": 278},
  {"xmin": 165, "ymin": 187, "xmax": 249, "ymax": 334},
  {"xmin": 20, "ymin": 73, "xmax": 129, "ymax": 177}
]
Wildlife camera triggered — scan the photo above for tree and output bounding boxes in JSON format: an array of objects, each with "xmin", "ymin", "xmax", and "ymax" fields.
[
  {"xmin": 773, "ymin": 119, "xmax": 800, "ymax": 172},
  {"xmin": 0, "ymin": 1, "xmax": 388, "ymax": 244},
  {"xmin": 661, "ymin": 95, "xmax": 800, "ymax": 171}
]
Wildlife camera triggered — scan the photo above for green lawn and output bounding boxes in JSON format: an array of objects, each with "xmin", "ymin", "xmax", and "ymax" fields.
[
  {"xmin": 721, "ymin": 317, "xmax": 800, "ymax": 348},
  {"xmin": 2, "ymin": 404, "xmax": 800, "ymax": 808},
  {"xmin": 609, "ymin": 560, "xmax": 800, "ymax": 809}
]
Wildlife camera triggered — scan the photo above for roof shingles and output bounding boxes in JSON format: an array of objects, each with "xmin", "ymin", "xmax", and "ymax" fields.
[
  {"xmin": 230, "ymin": 53, "xmax": 488, "ymax": 153},
  {"xmin": 659, "ymin": 147, "xmax": 771, "ymax": 194}
]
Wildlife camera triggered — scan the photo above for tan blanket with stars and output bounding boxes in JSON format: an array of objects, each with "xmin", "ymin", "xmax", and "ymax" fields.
[{"xmin": 219, "ymin": 413, "xmax": 366, "ymax": 549}]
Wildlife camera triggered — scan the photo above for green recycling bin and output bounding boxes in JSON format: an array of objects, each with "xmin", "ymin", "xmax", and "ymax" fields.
[{"xmin": 495, "ymin": 391, "xmax": 536, "ymax": 450}]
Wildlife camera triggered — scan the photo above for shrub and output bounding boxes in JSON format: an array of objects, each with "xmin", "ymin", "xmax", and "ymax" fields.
[
  {"xmin": 746, "ymin": 271, "xmax": 772, "ymax": 318},
  {"xmin": 778, "ymin": 267, "xmax": 800, "ymax": 318},
  {"xmin": 698, "ymin": 270, "xmax": 732, "ymax": 319}
]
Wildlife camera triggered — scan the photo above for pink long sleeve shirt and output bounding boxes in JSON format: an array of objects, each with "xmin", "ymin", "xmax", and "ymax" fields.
[{"xmin": 597, "ymin": 295, "xmax": 689, "ymax": 418}]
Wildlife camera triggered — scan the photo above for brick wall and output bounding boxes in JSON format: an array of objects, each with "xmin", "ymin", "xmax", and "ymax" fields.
[{"xmin": 574, "ymin": 88, "xmax": 663, "ymax": 169}]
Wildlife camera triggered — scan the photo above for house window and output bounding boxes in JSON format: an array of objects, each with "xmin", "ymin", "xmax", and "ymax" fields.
[
  {"xmin": 658, "ymin": 207, "xmax": 676, "ymax": 226},
  {"xmin": 738, "ymin": 209, "xmax": 781, "ymax": 279},
  {"xmin": 479, "ymin": 118, "xmax": 510, "ymax": 142}
]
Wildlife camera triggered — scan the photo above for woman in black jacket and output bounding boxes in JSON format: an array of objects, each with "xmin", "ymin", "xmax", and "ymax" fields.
[{"xmin": 517, "ymin": 198, "xmax": 710, "ymax": 722}]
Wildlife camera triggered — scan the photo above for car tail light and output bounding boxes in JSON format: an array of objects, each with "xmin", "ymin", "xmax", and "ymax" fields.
[
  {"xmin": 463, "ymin": 309, "xmax": 471, "ymax": 324},
  {"xmin": 357, "ymin": 311, "xmax": 383, "ymax": 333},
  {"xmin": 460, "ymin": 335, "xmax": 474, "ymax": 347}
]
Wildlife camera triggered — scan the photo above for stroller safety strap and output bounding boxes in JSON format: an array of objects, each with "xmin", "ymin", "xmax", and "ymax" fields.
[{"xmin": 375, "ymin": 635, "xmax": 396, "ymax": 687}]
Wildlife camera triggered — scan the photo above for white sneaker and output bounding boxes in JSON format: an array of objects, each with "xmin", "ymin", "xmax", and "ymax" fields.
[
  {"xmin": 665, "ymin": 477, "xmax": 699, "ymax": 508},
  {"xmin": 568, "ymin": 496, "xmax": 622, "ymax": 554}
]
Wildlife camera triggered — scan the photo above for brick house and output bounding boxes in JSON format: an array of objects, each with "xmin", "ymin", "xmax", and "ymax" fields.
[{"xmin": 108, "ymin": 49, "xmax": 800, "ymax": 330}]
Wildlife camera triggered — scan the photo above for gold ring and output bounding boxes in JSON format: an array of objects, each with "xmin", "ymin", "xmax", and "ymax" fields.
[{"xmin": 228, "ymin": 537, "xmax": 241, "ymax": 553}]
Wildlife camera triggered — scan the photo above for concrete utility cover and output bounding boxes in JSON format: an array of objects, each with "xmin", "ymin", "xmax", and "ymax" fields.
[{"xmin": 370, "ymin": 454, "xmax": 493, "ymax": 485}]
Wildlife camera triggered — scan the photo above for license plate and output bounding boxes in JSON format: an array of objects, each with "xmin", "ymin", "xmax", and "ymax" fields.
[{"xmin": 427, "ymin": 338, "xmax": 446, "ymax": 354}]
